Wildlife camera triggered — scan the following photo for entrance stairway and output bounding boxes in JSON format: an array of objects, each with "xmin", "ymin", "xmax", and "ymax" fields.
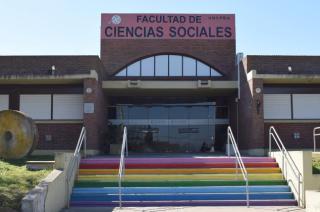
[{"xmin": 70, "ymin": 156, "xmax": 297, "ymax": 207}]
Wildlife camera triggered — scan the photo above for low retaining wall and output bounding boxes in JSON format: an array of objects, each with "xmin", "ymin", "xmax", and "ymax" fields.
[
  {"xmin": 271, "ymin": 151, "xmax": 320, "ymax": 208},
  {"xmin": 21, "ymin": 153, "xmax": 77, "ymax": 212},
  {"xmin": 306, "ymin": 190, "xmax": 320, "ymax": 212}
]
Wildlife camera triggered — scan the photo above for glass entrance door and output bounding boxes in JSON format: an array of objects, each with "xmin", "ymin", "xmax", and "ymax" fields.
[{"xmin": 109, "ymin": 103, "xmax": 216, "ymax": 153}]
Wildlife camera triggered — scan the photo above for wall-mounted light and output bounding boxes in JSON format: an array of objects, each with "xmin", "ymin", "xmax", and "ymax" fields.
[
  {"xmin": 51, "ymin": 65, "xmax": 56, "ymax": 75},
  {"xmin": 255, "ymin": 87, "xmax": 262, "ymax": 94},
  {"xmin": 256, "ymin": 99, "xmax": 261, "ymax": 114},
  {"xmin": 86, "ymin": 87, "xmax": 93, "ymax": 94}
]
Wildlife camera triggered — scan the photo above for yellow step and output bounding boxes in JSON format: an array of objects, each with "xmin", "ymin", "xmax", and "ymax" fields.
[
  {"xmin": 79, "ymin": 168, "xmax": 281, "ymax": 175},
  {"xmin": 77, "ymin": 173, "xmax": 284, "ymax": 181}
]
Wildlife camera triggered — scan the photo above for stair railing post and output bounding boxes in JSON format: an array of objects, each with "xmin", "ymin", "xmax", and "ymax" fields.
[
  {"xmin": 298, "ymin": 174, "xmax": 301, "ymax": 207},
  {"xmin": 227, "ymin": 130, "xmax": 230, "ymax": 157},
  {"xmin": 269, "ymin": 127, "xmax": 272, "ymax": 157},
  {"xmin": 84, "ymin": 130, "xmax": 87, "ymax": 158},
  {"xmin": 246, "ymin": 180, "xmax": 249, "ymax": 207},
  {"xmin": 235, "ymin": 160, "xmax": 239, "ymax": 180}
]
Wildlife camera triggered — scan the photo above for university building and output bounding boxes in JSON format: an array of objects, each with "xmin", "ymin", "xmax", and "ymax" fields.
[{"xmin": 1, "ymin": 13, "xmax": 319, "ymax": 156}]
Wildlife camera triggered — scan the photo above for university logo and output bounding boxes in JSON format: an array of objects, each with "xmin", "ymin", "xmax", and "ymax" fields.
[{"xmin": 111, "ymin": 15, "xmax": 121, "ymax": 25}]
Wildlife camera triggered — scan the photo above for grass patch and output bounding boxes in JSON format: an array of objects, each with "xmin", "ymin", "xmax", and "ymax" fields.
[
  {"xmin": 313, "ymin": 157, "xmax": 320, "ymax": 174},
  {"xmin": 0, "ymin": 156, "xmax": 52, "ymax": 210}
]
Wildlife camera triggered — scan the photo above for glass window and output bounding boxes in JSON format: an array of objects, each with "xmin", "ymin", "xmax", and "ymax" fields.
[
  {"xmin": 108, "ymin": 107, "xmax": 117, "ymax": 119},
  {"xmin": 211, "ymin": 68, "xmax": 222, "ymax": 77},
  {"xmin": 189, "ymin": 106, "xmax": 208, "ymax": 119},
  {"xmin": 197, "ymin": 61, "xmax": 210, "ymax": 76},
  {"xmin": 117, "ymin": 106, "xmax": 129, "ymax": 119},
  {"xmin": 127, "ymin": 61, "xmax": 140, "ymax": 76},
  {"xmin": 115, "ymin": 54, "xmax": 222, "ymax": 78},
  {"xmin": 169, "ymin": 106, "xmax": 188, "ymax": 119},
  {"xmin": 169, "ymin": 55, "xmax": 182, "ymax": 76},
  {"xmin": 149, "ymin": 106, "xmax": 168, "ymax": 119},
  {"xmin": 183, "ymin": 57, "xmax": 196, "ymax": 76},
  {"xmin": 141, "ymin": 57, "xmax": 155, "ymax": 76},
  {"xmin": 116, "ymin": 68, "xmax": 127, "ymax": 76},
  {"xmin": 129, "ymin": 106, "xmax": 148, "ymax": 119},
  {"xmin": 155, "ymin": 55, "xmax": 168, "ymax": 76},
  {"xmin": 216, "ymin": 106, "xmax": 228, "ymax": 119}
]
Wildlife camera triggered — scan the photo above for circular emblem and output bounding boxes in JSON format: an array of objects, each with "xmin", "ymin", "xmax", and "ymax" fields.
[{"xmin": 111, "ymin": 15, "xmax": 121, "ymax": 25}]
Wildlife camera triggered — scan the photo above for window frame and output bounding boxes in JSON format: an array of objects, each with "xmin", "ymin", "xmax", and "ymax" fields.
[{"xmin": 114, "ymin": 54, "xmax": 222, "ymax": 78}]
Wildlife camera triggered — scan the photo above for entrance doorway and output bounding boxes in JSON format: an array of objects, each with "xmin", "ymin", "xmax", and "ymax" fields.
[{"xmin": 108, "ymin": 102, "xmax": 228, "ymax": 153}]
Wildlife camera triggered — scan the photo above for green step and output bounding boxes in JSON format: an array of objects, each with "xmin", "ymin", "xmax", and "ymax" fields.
[{"xmin": 74, "ymin": 180, "xmax": 288, "ymax": 188}]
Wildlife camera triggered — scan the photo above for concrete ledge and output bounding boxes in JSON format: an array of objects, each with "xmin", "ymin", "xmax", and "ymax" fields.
[
  {"xmin": 21, "ymin": 153, "xmax": 79, "ymax": 212},
  {"xmin": 248, "ymin": 69, "xmax": 320, "ymax": 84},
  {"xmin": 26, "ymin": 161, "xmax": 55, "ymax": 170},
  {"xmin": 306, "ymin": 190, "xmax": 320, "ymax": 212},
  {"xmin": 265, "ymin": 119, "xmax": 320, "ymax": 123},
  {"xmin": 35, "ymin": 120, "xmax": 83, "ymax": 124},
  {"xmin": 32, "ymin": 149, "xmax": 100, "ymax": 156},
  {"xmin": 0, "ymin": 70, "xmax": 98, "ymax": 84},
  {"xmin": 102, "ymin": 80, "xmax": 238, "ymax": 90}
]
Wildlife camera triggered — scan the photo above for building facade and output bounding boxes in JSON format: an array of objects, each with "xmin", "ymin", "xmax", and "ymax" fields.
[{"xmin": 0, "ymin": 14, "xmax": 319, "ymax": 156}]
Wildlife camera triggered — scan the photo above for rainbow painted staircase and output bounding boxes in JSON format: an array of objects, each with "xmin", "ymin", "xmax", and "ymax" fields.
[{"xmin": 70, "ymin": 156, "xmax": 297, "ymax": 207}]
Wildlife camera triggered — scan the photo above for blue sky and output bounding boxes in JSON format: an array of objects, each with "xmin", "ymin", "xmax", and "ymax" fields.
[{"xmin": 0, "ymin": 0, "xmax": 319, "ymax": 56}]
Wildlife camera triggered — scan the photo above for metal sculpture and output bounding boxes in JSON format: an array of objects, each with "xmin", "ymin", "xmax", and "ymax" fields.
[{"xmin": 0, "ymin": 110, "xmax": 38, "ymax": 159}]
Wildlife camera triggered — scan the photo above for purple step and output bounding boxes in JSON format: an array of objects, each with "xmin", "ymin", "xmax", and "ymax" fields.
[
  {"xmin": 80, "ymin": 157, "xmax": 275, "ymax": 165},
  {"xmin": 70, "ymin": 200, "xmax": 297, "ymax": 207}
]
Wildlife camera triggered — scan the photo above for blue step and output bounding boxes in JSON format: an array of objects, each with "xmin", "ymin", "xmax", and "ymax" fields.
[
  {"xmin": 71, "ymin": 192, "xmax": 294, "ymax": 201},
  {"xmin": 72, "ymin": 185, "xmax": 291, "ymax": 194}
]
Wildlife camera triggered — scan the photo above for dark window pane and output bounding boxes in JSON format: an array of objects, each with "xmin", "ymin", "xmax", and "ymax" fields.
[
  {"xmin": 216, "ymin": 107, "xmax": 228, "ymax": 119},
  {"xmin": 189, "ymin": 106, "xmax": 208, "ymax": 119},
  {"xmin": 169, "ymin": 106, "xmax": 188, "ymax": 119},
  {"xmin": 108, "ymin": 107, "xmax": 117, "ymax": 119},
  {"xmin": 149, "ymin": 106, "xmax": 168, "ymax": 119},
  {"xmin": 129, "ymin": 106, "xmax": 148, "ymax": 119}
]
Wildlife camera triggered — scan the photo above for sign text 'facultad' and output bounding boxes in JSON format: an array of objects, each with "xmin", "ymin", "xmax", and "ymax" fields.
[{"xmin": 101, "ymin": 14, "xmax": 235, "ymax": 40}]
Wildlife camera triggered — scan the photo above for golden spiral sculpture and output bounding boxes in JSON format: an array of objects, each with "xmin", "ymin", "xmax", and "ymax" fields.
[{"xmin": 0, "ymin": 110, "xmax": 38, "ymax": 159}]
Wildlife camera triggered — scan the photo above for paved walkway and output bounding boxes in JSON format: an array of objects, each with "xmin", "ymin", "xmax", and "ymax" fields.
[{"xmin": 63, "ymin": 206, "xmax": 305, "ymax": 212}]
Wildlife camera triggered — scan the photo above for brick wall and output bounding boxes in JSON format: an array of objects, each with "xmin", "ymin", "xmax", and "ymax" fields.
[
  {"xmin": 101, "ymin": 39, "xmax": 236, "ymax": 80},
  {"xmin": 238, "ymin": 60, "xmax": 265, "ymax": 152},
  {"xmin": 246, "ymin": 56, "xmax": 320, "ymax": 75},
  {"xmin": 264, "ymin": 123, "xmax": 318, "ymax": 149},
  {"xmin": 36, "ymin": 123, "xmax": 82, "ymax": 150},
  {"xmin": 83, "ymin": 78, "xmax": 108, "ymax": 152}
]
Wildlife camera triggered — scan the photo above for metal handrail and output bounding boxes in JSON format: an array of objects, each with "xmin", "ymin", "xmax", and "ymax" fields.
[
  {"xmin": 66, "ymin": 126, "xmax": 87, "ymax": 207},
  {"xmin": 268, "ymin": 126, "xmax": 302, "ymax": 206},
  {"xmin": 118, "ymin": 126, "xmax": 128, "ymax": 208},
  {"xmin": 227, "ymin": 126, "xmax": 249, "ymax": 207},
  {"xmin": 313, "ymin": 127, "xmax": 320, "ymax": 152}
]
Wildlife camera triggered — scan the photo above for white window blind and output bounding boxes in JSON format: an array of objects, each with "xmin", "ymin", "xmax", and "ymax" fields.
[
  {"xmin": 0, "ymin": 95, "xmax": 9, "ymax": 111},
  {"xmin": 293, "ymin": 94, "xmax": 320, "ymax": 119},
  {"xmin": 20, "ymin": 95, "xmax": 51, "ymax": 119},
  {"xmin": 263, "ymin": 94, "xmax": 291, "ymax": 119},
  {"xmin": 53, "ymin": 94, "xmax": 83, "ymax": 120}
]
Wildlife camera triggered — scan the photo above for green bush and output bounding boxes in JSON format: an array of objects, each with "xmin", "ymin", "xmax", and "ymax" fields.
[{"xmin": 0, "ymin": 158, "xmax": 51, "ymax": 210}]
